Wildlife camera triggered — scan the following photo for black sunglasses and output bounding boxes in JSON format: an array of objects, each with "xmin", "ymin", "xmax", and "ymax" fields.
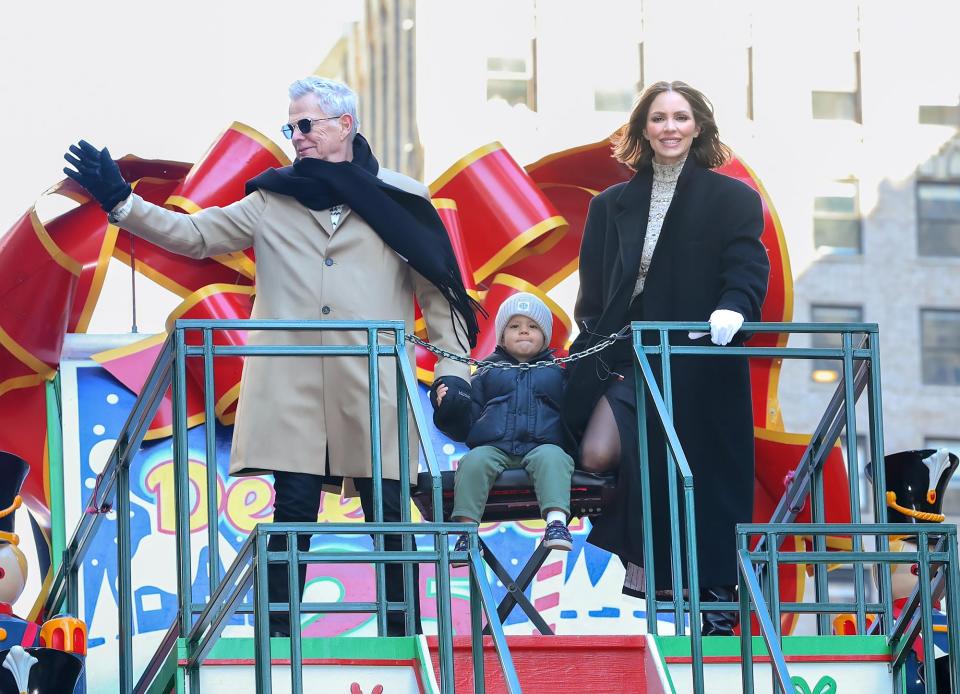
[{"xmin": 281, "ymin": 116, "xmax": 341, "ymax": 140}]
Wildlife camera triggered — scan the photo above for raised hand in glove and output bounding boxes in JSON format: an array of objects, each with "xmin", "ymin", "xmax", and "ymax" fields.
[
  {"xmin": 63, "ymin": 140, "xmax": 132, "ymax": 212},
  {"xmin": 707, "ymin": 309, "xmax": 744, "ymax": 346},
  {"xmin": 429, "ymin": 375, "xmax": 472, "ymax": 442}
]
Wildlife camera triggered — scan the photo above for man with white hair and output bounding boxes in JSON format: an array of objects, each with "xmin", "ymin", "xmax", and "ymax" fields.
[{"xmin": 64, "ymin": 76, "xmax": 478, "ymax": 636}]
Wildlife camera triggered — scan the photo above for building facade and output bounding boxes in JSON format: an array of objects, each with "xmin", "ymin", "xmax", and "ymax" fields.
[{"xmin": 330, "ymin": 0, "xmax": 960, "ymax": 518}]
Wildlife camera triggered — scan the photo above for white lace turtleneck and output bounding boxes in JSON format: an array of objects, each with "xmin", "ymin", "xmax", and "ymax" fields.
[{"xmin": 631, "ymin": 157, "xmax": 686, "ymax": 299}]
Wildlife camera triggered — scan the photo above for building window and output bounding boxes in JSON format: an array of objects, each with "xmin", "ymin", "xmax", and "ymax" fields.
[
  {"xmin": 810, "ymin": 304, "xmax": 863, "ymax": 383},
  {"xmin": 814, "ymin": 180, "xmax": 861, "ymax": 254},
  {"xmin": 484, "ymin": 1, "xmax": 537, "ymax": 110},
  {"xmin": 811, "ymin": 50, "xmax": 861, "ymax": 122},
  {"xmin": 638, "ymin": 41, "xmax": 645, "ymax": 96},
  {"xmin": 594, "ymin": 90, "xmax": 634, "ymax": 113},
  {"xmin": 919, "ymin": 102, "xmax": 960, "ymax": 127},
  {"xmin": 921, "ymin": 309, "xmax": 960, "ymax": 385},
  {"xmin": 808, "ymin": 0, "xmax": 861, "ymax": 123},
  {"xmin": 593, "ymin": 42, "xmax": 644, "ymax": 113},
  {"xmin": 486, "ymin": 46, "xmax": 536, "ymax": 109},
  {"xmin": 812, "ymin": 87, "xmax": 860, "ymax": 122},
  {"xmin": 917, "ymin": 181, "xmax": 960, "ymax": 257}
]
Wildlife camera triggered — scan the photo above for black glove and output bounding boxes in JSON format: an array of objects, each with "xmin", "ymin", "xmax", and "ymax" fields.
[
  {"xmin": 429, "ymin": 375, "xmax": 472, "ymax": 442},
  {"xmin": 63, "ymin": 140, "xmax": 132, "ymax": 212}
]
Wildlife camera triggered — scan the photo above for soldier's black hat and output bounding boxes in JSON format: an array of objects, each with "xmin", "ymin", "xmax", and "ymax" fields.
[
  {"xmin": 0, "ymin": 452, "xmax": 28, "ymax": 540},
  {"xmin": 0, "ymin": 647, "xmax": 84, "ymax": 694},
  {"xmin": 867, "ymin": 448, "xmax": 959, "ymax": 525}
]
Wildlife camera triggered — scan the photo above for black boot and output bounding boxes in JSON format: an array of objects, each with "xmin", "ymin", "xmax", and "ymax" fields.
[{"xmin": 701, "ymin": 585, "xmax": 739, "ymax": 636}]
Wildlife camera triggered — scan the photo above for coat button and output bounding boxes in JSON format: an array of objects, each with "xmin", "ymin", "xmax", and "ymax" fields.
[
  {"xmin": 324, "ymin": 258, "xmax": 334, "ymax": 266},
  {"xmin": 321, "ymin": 306, "xmax": 331, "ymax": 315}
]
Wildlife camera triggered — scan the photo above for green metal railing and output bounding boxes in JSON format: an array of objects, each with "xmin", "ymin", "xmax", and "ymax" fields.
[
  {"xmin": 45, "ymin": 316, "xmax": 957, "ymax": 692},
  {"xmin": 180, "ymin": 522, "xmax": 515, "ymax": 694},
  {"xmin": 737, "ymin": 524, "xmax": 960, "ymax": 694},
  {"xmin": 736, "ymin": 547, "xmax": 794, "ymax": 691},
  {"xmin": 44, "ymin": 319, "xmax": 520, "ymax": 693},
  {"xmin": 630, "ymin": 321, "xmax": 890, "ymax": 694}
]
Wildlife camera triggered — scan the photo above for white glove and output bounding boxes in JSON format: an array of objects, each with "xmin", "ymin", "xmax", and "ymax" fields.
[{"xmin": 708, "ymin": 309, "xmax": 744, "ymax": 346}]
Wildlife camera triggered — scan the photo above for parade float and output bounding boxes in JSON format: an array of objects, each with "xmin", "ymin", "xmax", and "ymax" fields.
[{"xmin": 0, "ymin": 122, "xmax": 955, "ymax": 692}]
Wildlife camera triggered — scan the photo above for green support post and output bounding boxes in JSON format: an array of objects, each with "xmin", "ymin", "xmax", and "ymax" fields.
[
  {"xmin": 202, "ymin": 328, "xmax": 221, "ymax": 593},
  {"xmin": 469, "ymin": 531, "xmax": 486, "ymax": 694},
  {"xmin": 45, "ymin": 376, "xmax": 67, "ymax": 572},
  {"xmin": 286, "ymin": 531, "xmax": 303, "ymax": 694},
  {"xmin": 366, "ymin": 327, "xmax": 388, "ymax": 637},
  {"xmin": 633, "ymin": 337, "xmax": 658, "ymax": 635},
  {"xmin": 253, "ymin": 530, "xmax": 272, "ymax": 694},
  {"xmin": 172, "ymin": 328, "xmax": 194, "ymax": 637}
]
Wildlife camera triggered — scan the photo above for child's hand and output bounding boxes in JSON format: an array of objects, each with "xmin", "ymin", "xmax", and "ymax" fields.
[{"xmin": 429, "ymin": 375, "xmax": 472, "ymax": 441}]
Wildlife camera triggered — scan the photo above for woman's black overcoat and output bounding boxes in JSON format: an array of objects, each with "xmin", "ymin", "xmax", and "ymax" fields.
[{"xmin": 563, "ymin": 156, "xmax": 770, "ymax": 590}]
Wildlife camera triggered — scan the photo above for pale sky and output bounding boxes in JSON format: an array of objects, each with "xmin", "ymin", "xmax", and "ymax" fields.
[{"xmin": 0, "ymin": 0, "xmax": 361, "ymax": 332}]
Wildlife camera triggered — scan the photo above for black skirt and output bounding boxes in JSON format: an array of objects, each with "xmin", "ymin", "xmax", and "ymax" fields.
[{"xmin": 584, "ymin": 354, "xmax": 752, "ymax": 592}]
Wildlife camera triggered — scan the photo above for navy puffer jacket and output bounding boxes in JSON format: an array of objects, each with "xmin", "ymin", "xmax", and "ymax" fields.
[{"xmin": 465, "ymin": 346, "xmax": 568, "ymax": 456}]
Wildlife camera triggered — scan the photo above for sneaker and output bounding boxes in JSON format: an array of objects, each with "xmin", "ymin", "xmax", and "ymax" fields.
[{"xmin": 543, "ymin": 520, "xmax": 573, "ymax": 551}]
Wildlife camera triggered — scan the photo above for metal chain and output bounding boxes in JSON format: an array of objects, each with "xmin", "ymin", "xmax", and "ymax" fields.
[{"xmin": 406, "ymin": 325, "xmax": 630, "ymax": 370}]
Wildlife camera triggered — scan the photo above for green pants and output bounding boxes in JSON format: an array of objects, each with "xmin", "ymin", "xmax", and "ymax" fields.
[{"xmin": 451, "ymin": 444, "xmax": 574, "ymax": 522}]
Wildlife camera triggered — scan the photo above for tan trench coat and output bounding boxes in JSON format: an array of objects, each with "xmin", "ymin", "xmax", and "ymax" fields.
[{"xmin": 121, "ymin": 167, "xmax": 469, "ymax": 492}]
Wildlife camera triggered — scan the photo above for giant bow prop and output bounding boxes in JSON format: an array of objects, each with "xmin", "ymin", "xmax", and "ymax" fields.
[{"xmin": 0, "ymin": 123, "xmax": 850, "ymax": 631}]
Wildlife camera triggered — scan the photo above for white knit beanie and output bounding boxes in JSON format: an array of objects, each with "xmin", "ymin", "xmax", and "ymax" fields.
[{"xmin": 494, "ymin": 292, "xmax": 553, "ymax": 347}]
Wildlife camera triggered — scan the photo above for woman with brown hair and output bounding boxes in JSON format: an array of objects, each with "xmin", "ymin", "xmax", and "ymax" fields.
[{"xmin": 563, "ymin": 81, "xmax": 770, "ymax": 635}]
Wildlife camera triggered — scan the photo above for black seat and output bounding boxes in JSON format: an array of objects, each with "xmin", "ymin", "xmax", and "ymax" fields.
[{"xmin": 412, "ymin": 467, "xmax": 618, "ymax": 634}]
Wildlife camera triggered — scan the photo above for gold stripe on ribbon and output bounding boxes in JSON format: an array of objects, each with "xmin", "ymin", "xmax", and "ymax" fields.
[
  {"xmin": 738, "ymin": 160, "xmax": 793, "ymax": 428},
  {"xmin": 214, "ymin": 382, "xmax": 242, "ymax": 423},
  {"xmin": 213, "ymin": 253, "xmax": 256, "ymax": 280},
  {"xmin": 165, "ymin": 195, "xmax": 203, "ymax": 214},
  {"xmin": 496, "ymin": 215, "xmax": 569, "ymax": 268},
  {"xmin": 43, "ymin": 439, "xmax": 50, "ymax": 516},
  {"xmin": 525, "ymin": 140, "xmax": 612, "ymax": 174},
  {"xmin": 538, "ymin": 257, "xmax": 580, "ymax": 294},
  {"xmin": 91, "ymin": 331, "xmax": 167, "ymax": 365},
  {"xmin": 163, "ymin": 195, "xmax": 257, "ymax": 280},
  {"xmin": 163, "ymin": 283, "xmax": 255, "ymax": 332},
  {"xmin": 231, "ymin": 121, "xmax": 292, "ymax": 166},
  {"xmin": 0, "ymin": 325, "xmax": 57, "ymax": 380},
  {"xmin": 472, "ymin": 215, "xmax": 566, "ymax": 284},
  {"xmin": 114, "ymin": 179, "xmax": 195, "ymax": 297},
  {"xmin": 73, "ymin": 224, "xmax": 120, "ymax": 334},
  {"xmin": 29, "ymin": 210, "xmax": 82, "ymax": 275},
  {"xmin": 537, "ymin": 182, "xmax": 602, "ymax": 197},
  {"xmin": 429, "ymin": 142, "xmax": 504, "ymax": 196},
  {"xmin": 112, "ymin": 248, "xmax": 194, "ymax": 298},
  {"xmin": 738, "ymin": 158, "xmax": 794, "ymax": 327},
  {"xmin": 0, "ymin": 373, "xmax": 49, "ymax": 399},
  {"xmin": 414, "ymin": 316, "xmax": 427, "ymax": 336},
  {"xmin": 416, "ymin": 365, "xmax": 437, "ymax": 383},
  {"xmin": 144, "ymin": 413, "xmax": 207, "ymax": 441},
  {"xmin": 26, "ymin": 563, "xmax": 53, "ymax": 622}
]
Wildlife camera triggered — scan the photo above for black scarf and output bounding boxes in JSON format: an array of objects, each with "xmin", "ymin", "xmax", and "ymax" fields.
[{"xmin": 246, "ymin": 134, "xmax": 482, "ymax": 348}]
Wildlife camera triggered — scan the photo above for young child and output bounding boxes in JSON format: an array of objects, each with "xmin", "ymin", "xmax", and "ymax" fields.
[{"xmin": 434, "ymin": 292, "xmax": 575, "ymax": 554}]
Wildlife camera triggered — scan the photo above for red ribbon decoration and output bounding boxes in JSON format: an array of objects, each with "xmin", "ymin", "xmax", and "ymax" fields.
[{"xmin": 0, "ymin": 124, "xmax": 851, "ymax": 634}]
